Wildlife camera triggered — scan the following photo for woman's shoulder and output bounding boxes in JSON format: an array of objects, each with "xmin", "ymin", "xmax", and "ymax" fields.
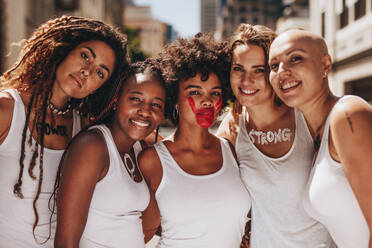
[
  {"xmin": 330, "ymin": 96, "xmax": 371, "ymax": 126},
  {"xmin": 0, "ymin": 91, "xmax": 16, "ymax": 143}
]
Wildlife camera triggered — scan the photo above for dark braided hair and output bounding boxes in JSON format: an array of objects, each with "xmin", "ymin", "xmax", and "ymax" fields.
[
  {"xmin": 157, "ymin": 32, "xmax": 233, "ymax": 125},
  {"xmin": 0, "ymin": 15, "xmax": 129, "ymax": 243}
]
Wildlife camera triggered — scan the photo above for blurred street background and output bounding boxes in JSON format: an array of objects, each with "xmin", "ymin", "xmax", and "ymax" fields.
[{"xmin": 0, "ymin": 0, "xmax": 371, "ymax": 246}]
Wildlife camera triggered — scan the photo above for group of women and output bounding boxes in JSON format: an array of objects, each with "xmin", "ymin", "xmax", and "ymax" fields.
[{"xmin": 0, "ymin": 15, "xmax": 370, "ymax": 248}]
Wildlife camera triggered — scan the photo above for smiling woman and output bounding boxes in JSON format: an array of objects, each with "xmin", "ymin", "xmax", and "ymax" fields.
[
  {"xmin": 0, "ymin": 16, "xmax": 128, "ymax": 247},
  {"xmin": 54, "ymin": 59, "xmax": 169, "ymax": 248}
]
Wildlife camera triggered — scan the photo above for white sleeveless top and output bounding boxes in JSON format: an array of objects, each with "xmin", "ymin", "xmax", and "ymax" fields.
[
  {"xmin": 79, "ymin": 125, "xmax": 150, "ymax": 248},
  {"xmin": 303, "ymin": 95, "xmax": 370, "ymax": 248},
  {"xmin": 0, "ymin": 89, "xmax": 81, "ymax": 247},
  {"xmin": 237, "ymin": 107, "xmax": 334, "ymax": 248},
  {"xmin": 154, "ymin": 137, "xmax": 250, "ymax": 248}
]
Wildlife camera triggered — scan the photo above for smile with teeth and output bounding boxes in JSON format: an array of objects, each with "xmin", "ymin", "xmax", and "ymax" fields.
[
  {"xmin": 281, "ymin": 80, "xmax": 300, "ymax": 90},
  {"xmin": 131, "ymin": 119, "xmax": 150, "ymax": 128},
  {"xmin": 240, "ymin": 88, "xmax": 259, "ymax": 95}
]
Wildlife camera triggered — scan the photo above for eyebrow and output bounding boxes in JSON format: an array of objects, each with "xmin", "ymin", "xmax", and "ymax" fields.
[
  {"xmin": 286, "ymin": 48, "xmax": 306, "ymax": 56},
  {"xmin": 84, "ymin": 46, "xmax": 111, "ymax": 76},
  {"xmin": 129, "ymin": 91, "xmax": 165, "ymax": 103},
  {"xmin": 232, "ymin": 62, "xmax": 265, "ymax": 68},
  {"xmin": 184, "ymin": 84, "xmax": 222, "ymax": 90}
]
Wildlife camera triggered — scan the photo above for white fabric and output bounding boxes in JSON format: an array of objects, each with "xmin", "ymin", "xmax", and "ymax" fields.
[
  {"xmin": 80, "ymin": 125, "xmax": 150, "ymax": 248},
  {"xmin": 237, "ymin": 107, "xmax": 334, "ymax": 248},
  {"xmin": 346, "ymin": 0, "xmax": 357, "ymax": 8},
  {"xmin": 303, "ymin": 95, "xmax": 370, "ymax": 248},
  {"xmin": 154, "ymin": 137, "xmax": 250, "ymax": 248},
  {"xmin": 0, "ymin": 89, "xmax": 81, "ymax": 247}
]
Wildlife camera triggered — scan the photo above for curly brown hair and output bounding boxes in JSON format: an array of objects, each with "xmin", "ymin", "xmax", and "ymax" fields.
[
  {"xmin": 230, "ymin": 24, "xmax": 280, "ymax": 118},
  {"xmin": 0, "ymin": 15, "xmax": 129, "ymax": 243},
  {"xmin": 157, "ymin": 32, "xmax": 233, "ymax": 124}
]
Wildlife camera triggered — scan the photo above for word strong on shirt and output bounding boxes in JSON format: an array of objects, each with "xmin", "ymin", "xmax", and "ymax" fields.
[{"xmin": 248, "ymin": 128, "xmax": 292, "ymax": 145}]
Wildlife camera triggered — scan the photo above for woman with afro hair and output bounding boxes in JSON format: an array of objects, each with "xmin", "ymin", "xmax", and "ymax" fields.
[
  {"xmin": 138, "ymin": 33, "xmax": 251, "ymax": 247},
  {"xmin": 0, "ymin": 16, "xmax": 128, "ymax": 246}
]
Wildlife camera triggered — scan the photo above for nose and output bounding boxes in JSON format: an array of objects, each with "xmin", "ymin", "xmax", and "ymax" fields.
[
  {"xmin": 138, "ymin": 103, "xmax": 151, "ymax": 117},
  {"xmin": 201, "ymin": 96, "xmax": 213, "ymax": 107},
  {"xmin": 277, "ymin": 62, "xmax": 290, "ymax": 75},
  {"xmin": 80, "ymin": 67, "xmax": 90, "ymax": 78},
  {"xmin": 242, "ymin": 72, "xmax": 255, "ymax": 84}
]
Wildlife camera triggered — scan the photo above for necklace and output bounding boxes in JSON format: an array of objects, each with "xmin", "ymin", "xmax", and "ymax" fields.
[
  {"xmin": 123, "ymin": 153, "xmax": 142, "ymax": 182},
  {"xmin": 47, "ymin": 100, "xmax": 71, "ymax": 116}
]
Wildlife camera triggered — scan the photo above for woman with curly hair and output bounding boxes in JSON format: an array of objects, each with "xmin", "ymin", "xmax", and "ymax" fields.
[
  {"xmin": 54, "ymin": 59, "xmax": 168, "ymax": 248},
  {"xmin": 217, "ymin": 24, "xmax": 334, "ymax": 247},
  {"xmin": 0, "ymin": 16, "xmax": 128, "ymax": 246},
  {"xmin": 138, "ymin": 33, "xmax": 250, "ymax": 247}
]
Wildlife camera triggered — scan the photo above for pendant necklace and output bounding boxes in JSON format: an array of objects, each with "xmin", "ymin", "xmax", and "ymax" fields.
[{"xmin": 122, "ymin": 152, "xmax": 142, "ymax": 182}]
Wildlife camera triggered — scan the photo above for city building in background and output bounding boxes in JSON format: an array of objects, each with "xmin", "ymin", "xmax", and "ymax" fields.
[
  {"xmin": 123, "ymin": 5, "xmax": 169, "ymax": 57},
  {"xmin": 201, "ymin": 0, "xmax": 219, "ymax": 33},
  {"xmin": 215, "ymin": 0, "xmax": 283, "ymax": 39},
  {"xmin": 276, "ymin": 0, "xmax": 309, "ymax": 33},
  {"xmin": 311, "ymin": 0, "xmax": 372, "ymax": 103},
  {"xmin": 1, "ymin": 0, "xmax": 125, "ymax": 72}
]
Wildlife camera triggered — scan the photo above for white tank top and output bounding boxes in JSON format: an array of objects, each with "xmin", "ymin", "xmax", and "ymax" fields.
[
  {"xmin": 303, "ymin": 95, "xmax": 370, "ymax": 248},
  {"xmin": 0, "ymin": 89, "xmax": 81, "ymax": 247},
  {"xmin": 237, "ymin": 107, "xmax": 334, "ymax": 248},
  {"xmin": 79, "ymin": 125, "xmax": 150, "ymax": 248},
  {"xmin": 154, "ymin": 137, "xmax": 250, "ymax": 248}
]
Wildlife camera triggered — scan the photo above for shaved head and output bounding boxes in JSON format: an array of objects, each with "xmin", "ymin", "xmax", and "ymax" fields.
[{"xmin": 270, "ymin": 29, "xmax": 329, "ymax": 59}]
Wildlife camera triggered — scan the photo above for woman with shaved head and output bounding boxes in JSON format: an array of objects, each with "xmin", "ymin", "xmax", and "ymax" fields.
[{"xmin": 269, "ymin": 29, "xmax": 372, "ymax": 248}]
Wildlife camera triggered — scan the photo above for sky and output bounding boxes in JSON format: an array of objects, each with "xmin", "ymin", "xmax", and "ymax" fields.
[{"xmin": 133, "ymin": 0, "xmax": 200, "ymax": 37}]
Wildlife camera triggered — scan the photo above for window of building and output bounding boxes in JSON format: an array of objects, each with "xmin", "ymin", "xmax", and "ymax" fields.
[
  {"xmin": 344, "ymin": 76, "xmax": 372, "ymax": 103},
  {"xmin": 240, "ymin": 17, "xmax": 247, "ymax": 23},
  {"xmin": 321, "ymin": 12, "xmax": 326, "ymax": 38},
  {"xmin": 239, "ymin": 6, "xmax": 246, "ymax": 13},
  {"xmin": 354, "ymin": 0, "xmax": 366, "ymax": 20},
  {"xmin": 339, "ymin": 0, "xmax": 349, "ymax": 29},
  {"xmin": 55, "ymin": 0, "xmax": 79, "ymax": 11},
  {"xmin": 253, "ymin": 17, "xmax": 258, "ymax": 24}
]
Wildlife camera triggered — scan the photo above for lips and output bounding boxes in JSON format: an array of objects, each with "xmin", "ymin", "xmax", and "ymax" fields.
[
  {"xmin": 240, "ymin": 88, "xmax": 259, "ymax": 95},
  {"xmin": 130, "ymin": 119, "xmax": 151, "ymax": 129},
  {"xmin": 279, "ymin": 79, "xmax": 301, "ymax": 92},
  {"xmin": 70, "ymin": 74, "xmax": 83, "ymax": 88}
]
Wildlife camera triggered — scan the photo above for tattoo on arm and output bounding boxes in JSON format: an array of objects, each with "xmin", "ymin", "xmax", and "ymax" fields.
[{"xmin": 345, "ymin": 111, "xmax": 354, "ymax": 133}]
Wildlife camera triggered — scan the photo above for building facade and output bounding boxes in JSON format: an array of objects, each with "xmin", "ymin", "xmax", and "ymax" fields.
[
  {"xmin": 201, "ymin": 0, "xmax": 219, "ymax": 33},
  {"xmin": 276, "ymin": 0, "xmax": 309, "ymax": 33},
  {"xmin": 123, "ymin": 5, "xmax": 168, "ymax": 57},
  {"xmin": 1, "ymin": 0, "xmax": 123, "ymax": 72},
  {"xmin": 310, "ymin": 0, "xmax": 372, "ymax": 102},
  {"xmin": 216, "ymin": 0, "xmax": 283, "ymax": 39}
]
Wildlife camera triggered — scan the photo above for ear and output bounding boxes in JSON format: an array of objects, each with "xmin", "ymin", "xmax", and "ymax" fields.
[{"xmin": 321, "ymin": 54, "xmax": 332, "ymax": 77}]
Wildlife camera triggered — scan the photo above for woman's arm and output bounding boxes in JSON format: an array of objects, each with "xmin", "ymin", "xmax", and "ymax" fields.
[
  {"xmin": 54, "ymin": 130, "xmax": 109, "ymax": 248},
  {"xmin": 330, "ymin": 97, "xmax": 372, "ymax": 248},
  {"xmin": 138, "ymin": 147, "xmax": 163, "ymax": 243},
  {"xmin": 216, "ymin": 109, "xmax": 239, "ymax": 147}
]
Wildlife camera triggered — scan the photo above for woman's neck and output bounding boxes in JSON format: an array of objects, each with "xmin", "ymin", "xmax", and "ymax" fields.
[
  {"xmin": 246, "ymin": 100, "xmax": 290, "ymax": 130},
  {"xmin": 173, "ymin": 121, "xmax": 215, "ymax": 150},
  {"xmin": 299, "ymin": 92, "xmax": 338, "ymax": 138}
]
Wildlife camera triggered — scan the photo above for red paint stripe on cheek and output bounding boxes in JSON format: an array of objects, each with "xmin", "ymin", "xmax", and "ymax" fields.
[
  {"xmin": 215, "ymin": 99, "xmax": 222, "ymax": 113},
  {"xmin": 188, "ymin": 96, "xmax": 197, "ymax": 113}
]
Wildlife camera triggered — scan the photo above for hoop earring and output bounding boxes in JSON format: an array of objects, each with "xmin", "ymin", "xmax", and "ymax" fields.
[{"xmin": 172, "ymin": 105, "xmax": 179, "ymax": 120}]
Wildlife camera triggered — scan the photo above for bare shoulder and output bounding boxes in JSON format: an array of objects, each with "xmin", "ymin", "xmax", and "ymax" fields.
[
  {"xmin": 138, "ymin": 146, "xmax": 163, "ymax": 191},
  {"xmin": 330, "ymin": 96, "xmax": 371, "ymax": 131},
  {"xmin": 138, "ymin": 146, "xmax": 161, "ymax": 175},
  {"xmin": 0, "ymin": 92, "xmax": 15, "ymax": 143},
  {"xmin": 216, "ymin": 109, "xmax": 239, "ymax": 146},
  {"xmin": 62, "ymin": 128, "xmax": 109, "ymax": 172}
]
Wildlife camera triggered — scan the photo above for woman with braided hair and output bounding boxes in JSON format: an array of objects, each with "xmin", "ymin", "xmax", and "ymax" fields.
[{"xmin": 0, "ymin": 16, "xmax": 128, "ymax": 246}]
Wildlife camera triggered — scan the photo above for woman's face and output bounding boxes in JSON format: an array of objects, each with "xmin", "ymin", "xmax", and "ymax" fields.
[
  {"xmin": 230, "ymin": 44, "xmax": 272, "ymax": 108},
  {"xmin": 54, "ymin": 40, "xmax": 116, "ymax": 100},
  {"xmin": 177, "ymin": 72, "xmax": 222, "ymax": 128},
  {"xmin": 114, "ymin": 72, "xmax": 165, "ymax": 142}
]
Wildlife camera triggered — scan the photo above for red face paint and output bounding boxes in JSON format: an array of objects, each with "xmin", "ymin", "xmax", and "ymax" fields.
[{"xmin": 188, "ymin": 97, "xmax": 222, "ymax": 128}]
